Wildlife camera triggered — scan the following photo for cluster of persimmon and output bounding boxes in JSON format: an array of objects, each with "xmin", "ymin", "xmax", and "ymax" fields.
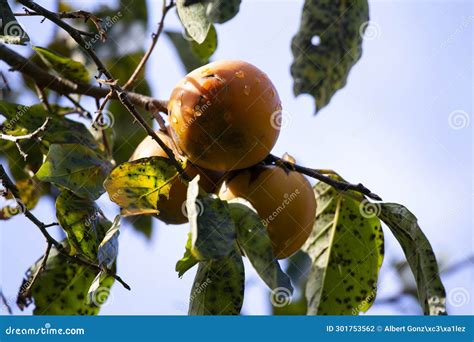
[{"xmin": 131, "ymin": 60, "xmax": 316, "ymax": 259}]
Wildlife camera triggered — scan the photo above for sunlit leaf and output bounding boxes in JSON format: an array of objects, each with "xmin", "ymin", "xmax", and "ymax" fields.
[
  {"xmin": 302, "ymin": 181, "xmax": 384, "ymax": 315},
  {"xmin": 291, "ymin": 0, "xmax": 369, "ymax": 113},
  {"xmin": 187, "ymin": 175, "xmax": 236, "ymax": 260},
  {"xmin": 379, "ymin": 203, "xmax": 446, "ymax": 315},
  {"xmin": 177, "ymin": 0, "xmax": 211, "ymax": 44},
  {"xmin": 176, "ymin": 233, "xmax": 199, "ymax": 277},
  {"xmin": 36, "ymin": 144, "xmax": 112, "ymax": 200},
  {"xmin": 103, "ymin": 157, "xmax": 178, "ymax": 216},
  {"xmin": 189, "ymin": 247, "xmax": 244, "ymax": 315},
  {"xmin": 32, "ymin": 46, "xmax": 90, "ymax": 83}
]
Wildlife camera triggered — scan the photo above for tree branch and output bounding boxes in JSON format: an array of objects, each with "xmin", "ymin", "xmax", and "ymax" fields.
[
  {"xmin": 15, "ymin": 1, "xmax": 187, "ymax": 178},
  {"xmin": 0, "ymin": 165, "xmax": 131, "ymax": 291},
  {"xmin": 264, "ymin": 154, "xmax": 383, "ymax": 201},
  {"xmin": 0, "ymin": 43, "xmax": 168, "ymax": 113}
]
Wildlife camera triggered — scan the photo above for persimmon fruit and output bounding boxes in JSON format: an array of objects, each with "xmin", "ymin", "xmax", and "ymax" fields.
[
  {"xmin": 218, "ymin": 165, "xmax": 316, "ymax": 259},
  {"xmin": 168, "ymin": 60, "xmax": 282, "ymax": 172},
  {"xmin": 130, "ymin": 131, "xmax": 221, "ymax": 224}
]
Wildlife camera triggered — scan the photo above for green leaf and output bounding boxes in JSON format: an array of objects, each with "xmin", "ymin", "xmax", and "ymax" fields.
[
  {"xmin": 103, "ymin": 157, "xmax": 178, "ymax": 216},
  {"xmin": 187, "ymin": 175, "xmax": 236, "ymax": 260},
  {"xmin": 56, "ymin": 190, "xmax": 103, "ymax": 260},
  {"xmin": 124, "ymin": 215, "xmax": 153, "ymax": 239},
  {"xmin": 165, "ymin": 30, "xmax": 209, "ymax": 73},
  {"xmin": 98, "ymin": 215, "xmax": 121, "ymax": 269},
  {"xmin": 18, "ymin": 241, "xmax": 114, "ymax": 315},
  {"xmin": 191, "ymin": 24, "xmax": 217, "ymax": 61},
  {"xmin": 0, "ymin": 102, "xmax": 97, "ymax": 149},
  {"xmin": 32, "ymin": 46, "xmax": 90, "ymax": 83},
  {"xmin": 176, "ymin": 233, "xmax": 199, "ymax": 277},
  {"xmin": 206, "ymin": 0, "xmax": 242, "ymax": 24},
  {"xmin": 205, "ymin": 0, "xmax": 241, "ymax": 24},
  {"xmin": 229, "ymin": 199, "xmax": 293, "ymax": 293},
  {"xmin": 0, "ymin": 0, "xmax": 30, "ymax": 45},
  {"xmin": 36, "ymin": 144, "xmax": 112, "ymax": 200},
  {"xmin": 177, "ymin": 0, "xmax": 211, "ymax": 44},
  {"xmin": 378, "ymin": 203, "xmax": 447, "ymax": 315},
  {"xmin": 302, "ymin": 181, "xmax": 384, "ymax": 315},
  {"xmin": 291, "ymin": 0, "xmax": 369, "ymax": 113},
  {"xmin": 189, "ymin": 247, "xmax": 244, "ymax": 315}
]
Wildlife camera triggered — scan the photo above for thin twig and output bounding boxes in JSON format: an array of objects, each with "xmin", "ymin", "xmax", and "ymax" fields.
[
  {"xmin": 264, "ymin": 154, "xmax": 383, "ymax": 201},
  {"xmin": 0, "ymin": 289, "xmax": 12, "ymax": 315},
  {"xmin": 0, "ymin": 117, "xmax": 50, "ymax": 160},
  {"xmin": 0, "ymin": 117, "xmax": 50, "ymax": 142},
  {"xmin": 122, "ymin": 0, "xmax": 175, "ymax": 91},
  {"xmin": 33, "ymin": 83, "xmax": 52, "ymax": 112},
  {"xmin": 63, "ymin": 94, "xmax": 92, "ymax": 119},
  {"xmin": 19, "ymin": 242, "xmax": 52, "ymax": 302},
  {"xmin": 0, "ymin": 165, "xmax": 131, "ymax": 291},
  {"xmin": 14, "ymin": 8, "xmax": 101, "ymax": 38}
]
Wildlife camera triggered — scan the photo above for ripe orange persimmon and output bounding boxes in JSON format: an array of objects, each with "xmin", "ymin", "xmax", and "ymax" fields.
[
  {"xmin": 218, "ymin": 165, "xmax": 316, "ymax": 259},
  {"xmin": 130, "ymin": 131, "xmax": 222, "ymax": 224},
  {"xmin": 168, "ymin": 60, "xmax": 282, "ymax": 172}
]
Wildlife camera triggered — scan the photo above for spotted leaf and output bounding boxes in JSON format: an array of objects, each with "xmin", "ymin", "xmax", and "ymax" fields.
[
  {"xmin": 229, "ymin": 199, "xmax": 293, "ymax": 293},
  {"xmin": 187, "ymin": 175, "xmax": 236, "ymax": 260},
  {"xmin": 379, "ymin": 203, "xmax": 446, "ymax": 315},
  {"xmin": 56, "ymin": 190, "xmax": 103, "ymax": 260},
  {"xmin": 103, "ymin": 157, "xmax": 178, "ymax": 216},
  {"xmin": 291, "ymin": 0, "xmax": 369, "ymax": 113},
  {"xmin": 189, "ymin": 247, "xmax": 244, "ymax": 315},
  {"xmin": 302, "ymin": 181, "xmax": 384, "ymax": 315},
  {"xmin": 17, "ymin": 241, "xmax": 114, "ymax": 315},
  {"xmin": 36, "ymin": 144, "xmax": 112, "ymax": 200}
]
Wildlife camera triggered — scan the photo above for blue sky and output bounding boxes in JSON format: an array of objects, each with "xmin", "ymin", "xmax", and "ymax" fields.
[{"xmin": 1, "ymin": 0, "xmax": 472, "ymax": 315}]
